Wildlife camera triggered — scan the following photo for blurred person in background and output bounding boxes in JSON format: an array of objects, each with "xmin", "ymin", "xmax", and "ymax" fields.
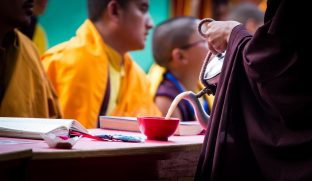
[
  {"xmin": 41, "ymin": 0, "xmax": 161, "ymax": 128},
  {"xmin": 227, "ymin": 2, "xmax": 264, "ymax": 34},
  {"xmin": 20, "ymin": 0, "xmax": 49, "ymax": 55},
  {"xmin": 0, "ymin": 0, "xmax": 61, "ymax": 118},
  {"xmin": 149, "ymin": 16, "xmax": 213, "ymax": 121},
  {"xmin": 229, "ymin": 0, "xmax": 267, "ymax": 12}
]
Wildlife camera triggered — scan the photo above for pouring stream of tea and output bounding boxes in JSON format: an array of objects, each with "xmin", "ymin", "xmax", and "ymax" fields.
[{"xmin": 165, "ymin": 91, "xmax": 190, "ymax": 119}]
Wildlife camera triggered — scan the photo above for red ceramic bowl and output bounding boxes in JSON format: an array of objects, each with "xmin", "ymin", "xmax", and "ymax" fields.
[{"xmin": 137, "ymin": 116, "xmax": 180, "ymax": 141}]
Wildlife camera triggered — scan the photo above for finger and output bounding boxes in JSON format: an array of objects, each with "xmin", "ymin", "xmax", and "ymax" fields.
[
  {"xmin": 214, "ymin": 40, "xmax": 227, "ymax": 54},
  {"xmin": 208, "ymin": 43, "xmax": 219, "ymax": 55}
]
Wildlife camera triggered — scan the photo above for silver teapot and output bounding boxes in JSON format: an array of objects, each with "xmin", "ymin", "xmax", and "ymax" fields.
[{"xmin": 181, "ymin": 18, "xmax": 225, "ymax": 130}]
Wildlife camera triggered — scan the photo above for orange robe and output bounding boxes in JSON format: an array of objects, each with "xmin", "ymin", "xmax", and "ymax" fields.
[
  {"xmin": 0, "ymin": 30, "xmax": 61, "ymax": 118},
  {"xmin": 33, "ymin": 23, "xmax": 48, "ymax": 56},
  {"xmin": 42, "ymin": 20, "xmax": 161, "ymax": 128}
]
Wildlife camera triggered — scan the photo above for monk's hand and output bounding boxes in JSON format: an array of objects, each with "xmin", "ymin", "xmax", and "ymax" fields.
[{"xmin": 202, "ymin": 21, "xmax": 240, "ymax": 55}]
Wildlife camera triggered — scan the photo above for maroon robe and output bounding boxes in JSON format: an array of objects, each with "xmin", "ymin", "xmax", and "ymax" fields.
[{"xmin": 195, "ymin": 0, "xmax": 312, "ymax": 180}]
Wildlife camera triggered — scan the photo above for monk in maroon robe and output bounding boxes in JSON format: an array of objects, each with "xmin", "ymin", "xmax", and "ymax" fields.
[{"xmin": 196, "ymin": 0, "xmax": 311, "ymax": 180}]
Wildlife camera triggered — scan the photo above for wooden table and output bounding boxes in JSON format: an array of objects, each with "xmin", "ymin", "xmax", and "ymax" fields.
[{"xmin": 0, "ymin": 129, "xmax": 204, "ymax": 181}]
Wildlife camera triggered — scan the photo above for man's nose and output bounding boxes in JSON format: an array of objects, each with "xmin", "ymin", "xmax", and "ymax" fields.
[{"xmin": 146, "ymin": 13, "xmax": 154, "ymax": 29}]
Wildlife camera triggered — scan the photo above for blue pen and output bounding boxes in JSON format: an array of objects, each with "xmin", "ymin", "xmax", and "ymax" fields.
[{"xmin": 95, "ymin": 134, "xmax": 144, "ymax": 143}]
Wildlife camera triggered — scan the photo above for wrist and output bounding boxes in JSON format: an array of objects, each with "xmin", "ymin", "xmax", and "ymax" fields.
[{"xmin": 226, "ymin": 21, "xmax": 241, "ymax": 42}]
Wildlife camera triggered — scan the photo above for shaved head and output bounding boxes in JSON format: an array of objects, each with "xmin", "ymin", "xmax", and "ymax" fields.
[
  {"xmin": 87, "ymin": 0, "xmax": 128, "ymax": 22},
  {"xmin": 227, "ymin": 2, "xmax": 263, "ymax": 25},
  {"xmin": 152, "ymin": 16, "xmax": 198, "ymax": 67}
]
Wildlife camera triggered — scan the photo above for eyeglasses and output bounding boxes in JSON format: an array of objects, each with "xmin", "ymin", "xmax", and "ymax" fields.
[{"xmin": 179, "ymin": 39, "xmax": 206, "ymax": 49}]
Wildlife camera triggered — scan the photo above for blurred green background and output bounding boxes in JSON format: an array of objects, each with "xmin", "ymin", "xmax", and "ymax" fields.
[{"xmin": 39, "ymin": 0, "xmax": 170, "ymax": 72}]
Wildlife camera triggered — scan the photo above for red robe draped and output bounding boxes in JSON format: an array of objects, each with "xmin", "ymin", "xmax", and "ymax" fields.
[{"xmin": 196, "ymin": 1, "xmax": 312, "ymax": 180}]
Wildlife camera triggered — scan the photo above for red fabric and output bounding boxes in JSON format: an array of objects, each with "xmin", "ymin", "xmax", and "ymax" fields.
[{"xmin": 196, "ymin": 1, "xmax": 312, "ymax": 180}]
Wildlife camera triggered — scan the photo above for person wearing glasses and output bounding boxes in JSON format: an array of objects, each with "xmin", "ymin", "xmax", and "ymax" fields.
[{"xmin": 150, "ymin": 16, "xmax": 213, "ymax": 121}]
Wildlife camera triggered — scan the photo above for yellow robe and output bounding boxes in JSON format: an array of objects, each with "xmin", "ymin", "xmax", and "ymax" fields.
[
  {"xmin": 33, "ymin": 23, "xmax": 48, "ymax": 56},
  {"xmin": 42, "ymin": 20, "xmax": 161, "ymax": 128},
  {"xmin": 0, "ymin": 30, "xmax": 61, "ymax": 118}
]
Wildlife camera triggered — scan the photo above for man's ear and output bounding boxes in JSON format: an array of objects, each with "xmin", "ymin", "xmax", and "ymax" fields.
[
  {"xmin": 106, "ymin": 0, "xmax": 120, "ymax": 21},
  {"xmin": 172, "ymin": 48, "xmax": 188, "ymax": 64}
]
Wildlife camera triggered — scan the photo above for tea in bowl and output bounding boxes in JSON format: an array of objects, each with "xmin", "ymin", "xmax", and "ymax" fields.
[{"xmin": 137, "ymin": 116, "xmax": 180, "ymax": 141}]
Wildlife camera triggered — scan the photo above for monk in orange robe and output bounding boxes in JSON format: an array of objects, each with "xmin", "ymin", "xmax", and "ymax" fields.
[
  {"xmin": 42, "ymin": 0, "xmax": 161, "ymax": 128},
  {"xmin": 20, "ymin": 0, "xmax": 49, "ymax": 55},
  {"xmin": 0, "ymin": 0, "xmax": 61, "ymax": 118}
]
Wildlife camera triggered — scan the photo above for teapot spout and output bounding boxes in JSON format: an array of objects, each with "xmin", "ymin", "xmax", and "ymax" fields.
[{"xmin": 183, "ymin": 91, "xmax": 210, "ymax": 130}]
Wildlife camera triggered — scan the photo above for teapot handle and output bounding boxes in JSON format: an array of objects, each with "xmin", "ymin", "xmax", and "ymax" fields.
[{"xmin": 198, "ymin": 18, "xmax": 215, "ymax": 38}]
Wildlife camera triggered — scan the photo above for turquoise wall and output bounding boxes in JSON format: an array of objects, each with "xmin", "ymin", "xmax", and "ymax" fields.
[{"xmin": 39, "ymin": 0, "xmax": 169, "ymax": 72}]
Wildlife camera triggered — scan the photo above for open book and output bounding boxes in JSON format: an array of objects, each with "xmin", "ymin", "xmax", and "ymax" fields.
[
  {"xmin": 99, "ymin": 116, "xmax": 203, "ymax": 136},
  {"xmin": 0, "ymin": 117, "xmax": 88, "ymax": 140}
]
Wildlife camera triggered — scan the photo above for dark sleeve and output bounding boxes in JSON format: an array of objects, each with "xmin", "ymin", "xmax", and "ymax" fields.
[
  {"xmin": 239, "ymin": 0, "xmax": 312, "ymax": 127},
  {"xmin": 195, "ymin": 1, "xmax": 312, "ymax": 180},
  {"xmin": 243, "ymin": 0, "xmax": 305, "ymax": 82}
]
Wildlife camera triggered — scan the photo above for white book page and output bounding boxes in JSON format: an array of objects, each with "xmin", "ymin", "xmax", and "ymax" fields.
[{"xmin": 0, "ymin": 117, "xmax": 72, "ymax": 133}]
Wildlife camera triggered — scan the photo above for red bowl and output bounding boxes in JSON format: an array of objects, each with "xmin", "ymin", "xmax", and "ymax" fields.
[{"xmin": 137, "ymin": 116, "xmax": 180, "ymax": 141}]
